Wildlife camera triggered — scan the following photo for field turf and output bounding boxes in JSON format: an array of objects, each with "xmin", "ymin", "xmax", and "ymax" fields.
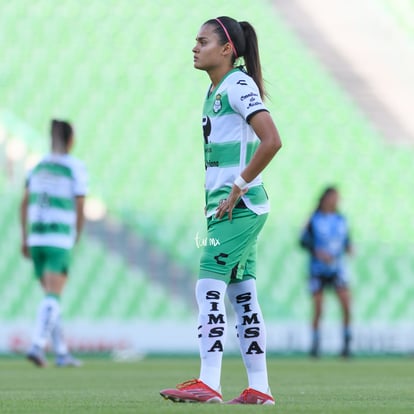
[{"xmin": 0, "ymin": 355, "xmax": 413, "ymax": 413}]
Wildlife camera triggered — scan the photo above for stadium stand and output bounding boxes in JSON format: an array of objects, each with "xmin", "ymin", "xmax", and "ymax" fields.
[{"xmin": 0, "ymin": 0, "xmax": 413, "ymax": 350}]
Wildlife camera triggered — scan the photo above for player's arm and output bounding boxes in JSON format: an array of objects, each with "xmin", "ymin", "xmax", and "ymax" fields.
[
  {"xmin": 20, "ymin": 188, "xmax": 30, "ymax": 258},
  {"xmin": 300, "ymin": 221, "xmax": 314, "ymax": 252},
  {"xmin": 75, "ymin": 195, "xmax": 86, "ymax": 244},
  {"xmin": 240, "ymin": 111, "xmax": 282, "ymax": 183},
  {"xmin": 73, "ymin": 160, "xmax": 88, "ymax": 244},
  {"xmin": 345, "ymin": 233, "xmax": 353, "ymax": 255},
  {"xmin": 215, "ymin": 111, "xmax": 281, "ymax": 219}
]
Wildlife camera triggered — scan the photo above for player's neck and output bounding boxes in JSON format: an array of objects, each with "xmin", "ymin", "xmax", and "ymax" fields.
[{"xmin": 207, "ymin": 65, "xmax": 234, "ymax": 92}]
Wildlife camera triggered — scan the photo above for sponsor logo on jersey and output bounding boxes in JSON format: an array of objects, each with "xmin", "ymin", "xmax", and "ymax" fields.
[
  {"xmin": 202, "ymin": 116, "xmax": 211, "ymax": 144},
  {"xmin": 247, "ymin": 101, "xmax": 261, "ymax": 109},
  {"xmin": 236, "ymin": 79, "xmax": 248, "ymax": 86},
  {"xmin": 240, "ymin": 92, "xmax": 258, "ymax": 101},
  {"xmin": 213, "ymin": 94, "xmax": 222, "ymax": 113}
]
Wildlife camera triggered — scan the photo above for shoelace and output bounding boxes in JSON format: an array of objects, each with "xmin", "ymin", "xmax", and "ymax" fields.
[{"xmin": 177, "ymin": 379, "xmax": 200, "ymax": 389}]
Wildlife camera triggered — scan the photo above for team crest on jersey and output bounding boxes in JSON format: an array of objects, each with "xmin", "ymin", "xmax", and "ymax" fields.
[{"xmin": 213, "ymin": 94, "xmax": 222, "ymax": 113}]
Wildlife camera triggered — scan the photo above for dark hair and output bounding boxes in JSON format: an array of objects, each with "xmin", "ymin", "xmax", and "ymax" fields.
[
  {"xmin": 316, "ymin": 186, "xmax": 338, "ymax": 211},
  {"xmin": 51, "ymin": 119, "xmax": 73, "ymax": 150},
  {"xmin": 205, "ymin": 16, "xmax": 266, "ymax": 100}
]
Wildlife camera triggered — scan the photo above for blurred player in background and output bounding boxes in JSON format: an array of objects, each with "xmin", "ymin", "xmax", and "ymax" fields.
[
  {"xmin": 20, "ymin": 119, "xmax": 87, "ymax": 367},
  {"xmin": 300, "ymin": 186, "xmax": 353, "ymax": 358},
  {"xmin": 160, "ymin": 16, "xmax": 281, "ymax": 405}
]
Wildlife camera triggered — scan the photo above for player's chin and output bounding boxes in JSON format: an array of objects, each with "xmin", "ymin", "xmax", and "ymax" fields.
[{"xmin": 193, "ymin": 61, "xmax": 204, "ymax": 70}]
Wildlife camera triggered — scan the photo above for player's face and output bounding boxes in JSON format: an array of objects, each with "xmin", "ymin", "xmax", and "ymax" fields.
[
  {"xmin": 324, "ymin": 191, "xmax": 339, "ymax": 211},
  {"xmin": 192, "ymin": 24, "xmax": 226, "ymax": 71}
]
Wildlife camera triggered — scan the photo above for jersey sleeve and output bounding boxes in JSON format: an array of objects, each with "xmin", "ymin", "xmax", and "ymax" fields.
[
  {"xmin": 72, "ymin": 160, "xmax": 88, "ymax": 196},
  {"xmin": 228, "ymin": 75, "xmax": 268, "ymax": 123}
]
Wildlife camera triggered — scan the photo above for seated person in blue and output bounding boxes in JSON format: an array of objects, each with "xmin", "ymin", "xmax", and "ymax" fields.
[{"xmin": 300, "ymin": 186, "xmax": 353, "ymax": 358}]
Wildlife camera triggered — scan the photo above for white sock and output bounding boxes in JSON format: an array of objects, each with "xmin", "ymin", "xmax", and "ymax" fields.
[
  {"xmin": 32, "ymin": 295, "xmax": 60, "ymax": 349},
  {"xmin": 196, "ymin": 278, "xmax": 227, "ymax": 392},
  {"xmin": 51, "ymin": 314, "xmax": 69, "ymax": 356},
  {"xmin": 227, "ymin": 279, "xmax": 270, "ymax": 394}
]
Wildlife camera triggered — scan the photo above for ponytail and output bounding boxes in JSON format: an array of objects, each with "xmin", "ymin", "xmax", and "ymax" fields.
[
  {"xmin": 206, "ymin": 17, "xmax": 267, "ymax": 100},
  {"xmin": 239, "ymin": 21, "xmax": 266, "ymax": 100}
]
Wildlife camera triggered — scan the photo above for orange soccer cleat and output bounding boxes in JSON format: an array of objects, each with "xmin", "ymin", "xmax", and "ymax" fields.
[
  {"xmin": 160, "ymin": 379, "xmax": 223, "ymax": 403},
  {"xmin": 226, "ymin": 387, "xmax": 275, "ymax": 405}
]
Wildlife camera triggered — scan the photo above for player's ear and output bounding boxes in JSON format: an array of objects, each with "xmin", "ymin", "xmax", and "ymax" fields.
[{"xmin": 221, "ymin": 43, "xmax": 233, "ymax": 57}]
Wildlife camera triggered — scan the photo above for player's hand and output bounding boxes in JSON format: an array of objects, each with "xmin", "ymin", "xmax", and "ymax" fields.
[
  {"xmin": 215, "ymin": 185, "xmax": 248, "ymax": 221},
  {"xmin": 315, "ymin": 249, "xmax": 333, "ymax": 264}
]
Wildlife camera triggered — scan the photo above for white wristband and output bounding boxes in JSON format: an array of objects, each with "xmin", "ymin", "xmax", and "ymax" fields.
[{"xmin": 234, "ymin": 175, "xmax": 249, "ymax": 190}]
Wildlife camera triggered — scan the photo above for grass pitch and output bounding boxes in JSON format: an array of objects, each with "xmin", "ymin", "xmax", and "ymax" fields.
[{"xmin": 0, "ymin": 355, "xmax": 413, "ymax": 413}]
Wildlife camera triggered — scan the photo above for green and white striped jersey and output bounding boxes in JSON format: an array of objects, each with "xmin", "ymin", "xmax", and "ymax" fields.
[
  {"xmin": 26, "ymin": 153, "xmax": 88, "ymax": 249},
  {"xmin": 202, "ymin": 67, "xmax": 269, "ymax": 217}
]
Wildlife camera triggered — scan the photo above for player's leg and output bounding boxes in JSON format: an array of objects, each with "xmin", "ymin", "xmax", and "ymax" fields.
[
  {"xmin": 224, "ymin": 212, "xmax": 273, "ymax": 405},
  {"xmin": 37, "ymin": 256, "xmax": 69, "ymax": 358},
  {"xmin": 309, "ymin": 276, "xmax": 324, "ymax": 357},
  {"xmin": 336, "ymin": 283, "xmax": 352, "ymax": 357},
  {"xmin": 226, "ymin": 276, "xmax": 275, "ymax": 405},
  {"xmin": 45, "ymin": 248, "xmax": 81, "ymax": 366},
  {"xmin": 51, "ymin": 313, "xmax": 82, "ymax": 367},
  {"xmin": 27, "ymin": 270, "xmax": 65, "ymax": 366},
  {"xmin": 196, "ymin": 278, "xmax": 227, "ymax": 392},
  {"xmin": 51, "ymin": 312, "xmax": 68, "ymax": 356},
  {"xmin": 227, "ymin": 245, "xmax": 269, "ymax": 392},
  {"xmin": 26, "ymin": 246, "xmax": 50, "ymax": 366},
  {"xmin": 159, "ymin": 277, "xmax": 226, "ymax": 403}
]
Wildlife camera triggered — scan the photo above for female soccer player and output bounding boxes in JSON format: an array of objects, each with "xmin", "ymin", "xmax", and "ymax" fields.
[
  {"xmin": 300, "ymin": 186, "xmax": 353, "ymax": 358},
  {"xmin": 160, "ymin": 16, "xmax": 282, "ymax": 404},
  {"xmin": 20, "ymin": 119, "xmax": 88, "ymax": 367}
]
